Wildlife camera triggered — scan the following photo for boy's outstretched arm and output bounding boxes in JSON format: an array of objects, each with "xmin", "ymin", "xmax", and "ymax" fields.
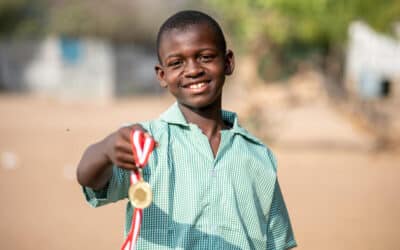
[{"xmin": 76, "ymin": 124, "xmax": 145, "ymax": 190}]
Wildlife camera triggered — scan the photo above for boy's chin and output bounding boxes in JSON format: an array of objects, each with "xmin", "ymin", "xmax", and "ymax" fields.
[{"xmin": 179, "ymin": 98, "xmax": 220, "ymax": 111}]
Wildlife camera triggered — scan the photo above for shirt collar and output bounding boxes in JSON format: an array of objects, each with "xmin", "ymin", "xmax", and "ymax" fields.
[
  {"xmin": 159, "ymin": 102, "xmax": 188, "ymax": 126},
  {"xmin": 160, "ymin": 102, "xmax": 264, "ymax": 145}
]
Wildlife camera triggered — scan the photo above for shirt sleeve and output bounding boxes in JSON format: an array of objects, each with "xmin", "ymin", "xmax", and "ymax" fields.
[
  {"xmin": 266, "ymin": 180, "xmax": 297, "ymax": 250},
  {"xmin": 82, "ymin": 165, "xmax": 130, "ymax": 207}
]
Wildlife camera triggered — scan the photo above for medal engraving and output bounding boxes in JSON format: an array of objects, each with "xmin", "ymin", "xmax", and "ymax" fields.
[{"xmin": 129, "ymin": 180, "xmax": 152, "ymax": 209}]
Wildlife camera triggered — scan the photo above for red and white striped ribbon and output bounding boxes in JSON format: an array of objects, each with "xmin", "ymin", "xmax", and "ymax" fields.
[{"xmin": 121, "ymin": 130, "xmax": 155, "ymax": 250}]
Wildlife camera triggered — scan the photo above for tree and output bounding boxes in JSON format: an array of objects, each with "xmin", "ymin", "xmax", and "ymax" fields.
[
  {"xmin": 205, "ymin": 0, "xmax": 400, "ymax": 81},
  {"xmin": 0, "ymin": 0, "xmax": 48, "ymax": 38}
]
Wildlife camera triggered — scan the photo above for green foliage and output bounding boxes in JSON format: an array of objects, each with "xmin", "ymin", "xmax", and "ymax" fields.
[
  {"xmin": 0, "ymin": 0, "xmax": 197, "ymax": 43},
  {"xmin": 1, "ymin": 0, "xmax": 398, "ymax": 50},
  {"xmin": 206, "ymin": 0, "xmax": 400, "ymax": 50},
  {"xmin": 205, "ymin": 0, "xmax": 400, "ymax": 80},
  {"xmin": 47, "ymin": 0, "xmax": 152, "ymax": 42},
  {"xmin": 0, "ymin": 0, "xmax": 48, "ymax": 38}
]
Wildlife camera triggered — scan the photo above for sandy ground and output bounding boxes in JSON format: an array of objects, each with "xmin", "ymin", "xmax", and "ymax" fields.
[{"xmin": 0, "ymin": 93, "xmax": 399, "ymax": 250}]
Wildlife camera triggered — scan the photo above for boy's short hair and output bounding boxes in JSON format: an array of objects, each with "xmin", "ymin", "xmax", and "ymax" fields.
[{"xmin": 156, "ymin": 10, "xmax": 227, "ymax": 63}]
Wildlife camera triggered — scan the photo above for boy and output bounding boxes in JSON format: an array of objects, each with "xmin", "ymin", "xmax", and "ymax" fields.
[{"xmin": 77, "ymin": 10, "xmax": 296, "ymax": 250}]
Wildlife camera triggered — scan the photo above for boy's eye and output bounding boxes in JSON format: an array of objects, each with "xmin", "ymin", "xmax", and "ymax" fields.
[
  {"xmin": 167, "ymin": 59, "xmax": 182, "ymax": 68},
  {"xmin": 167, "ymin": 60, "xmax": 182, "ymax": 68},
  {"xmin": 199, "ymin": 54, "xmax": 215, "ymax": 62}
]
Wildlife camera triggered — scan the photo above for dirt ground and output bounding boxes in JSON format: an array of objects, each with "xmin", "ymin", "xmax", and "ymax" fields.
[{"xmin": 0, "ymin": 92, "xmax": 399, "ymax": 250}]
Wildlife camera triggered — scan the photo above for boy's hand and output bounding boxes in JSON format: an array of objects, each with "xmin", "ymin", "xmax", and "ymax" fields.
[
  {"xmin": 76, "ymin": 124, "xmax": 156, "ymax": 189},
  {"xmin": 104, "ymin": 124, "xmax": 154, "ymax": 170}
]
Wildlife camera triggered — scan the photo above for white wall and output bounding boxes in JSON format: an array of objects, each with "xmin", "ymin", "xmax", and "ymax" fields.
[
  {"xmin": 346, "ymin": 21, "xmax": 400, "ymax": 98},
  {"xmin": 23, "ymin": 37, "xmax": 114, "ymax": 99}
]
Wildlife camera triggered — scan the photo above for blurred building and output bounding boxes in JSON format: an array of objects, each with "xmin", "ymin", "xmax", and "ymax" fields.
[
  {"xmin": 0, "ymin": 37, "xmax": 160, "ymax": 99},
  {"xmin": 346, "ymin": 21, "xmax": 400, "ymax": 100}
]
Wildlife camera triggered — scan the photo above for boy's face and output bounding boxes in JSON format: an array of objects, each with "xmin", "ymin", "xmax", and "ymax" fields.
[{"xmin": 155, "ymin": 23, "xmax": 234, "ymax": 110}]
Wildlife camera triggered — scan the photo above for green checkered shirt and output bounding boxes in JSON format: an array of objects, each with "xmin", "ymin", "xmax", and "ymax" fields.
[{"xmin": 83, "ymin": 103, "xmax": 296, "ymax": 249}]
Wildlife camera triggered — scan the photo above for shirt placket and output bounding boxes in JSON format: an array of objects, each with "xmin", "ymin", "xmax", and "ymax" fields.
[{"xmin": 197, "ymin": 128, "xmax": 232, "ymax": 237}]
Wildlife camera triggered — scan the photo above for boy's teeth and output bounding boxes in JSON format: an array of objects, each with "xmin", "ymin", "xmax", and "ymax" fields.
[{"xmin": 189, "ymin": 82, "xmax": 205, "ymax": 89}]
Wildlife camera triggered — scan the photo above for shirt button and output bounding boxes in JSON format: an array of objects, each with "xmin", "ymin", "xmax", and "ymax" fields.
[{"xmin": 210, "ymin": 169, "xmax": 216, "ymax": 177}]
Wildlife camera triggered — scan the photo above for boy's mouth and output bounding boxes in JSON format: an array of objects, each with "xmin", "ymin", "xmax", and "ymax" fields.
[
  {"xmin": 182, "ymin": 80, "xmax": 210, "ymax": 89},
  {"xmin": 188, "ymin": 82, "xmax": 206, "ymax": 89}
]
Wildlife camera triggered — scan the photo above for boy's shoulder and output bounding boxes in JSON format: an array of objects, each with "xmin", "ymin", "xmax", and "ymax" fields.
[
  {"xmin": 220, "ymin": 108, "xmax": 279, "ymax": 171},
  {"xmin": 221, "ymin": 108, "xmax": 266, "ymax": 146}
]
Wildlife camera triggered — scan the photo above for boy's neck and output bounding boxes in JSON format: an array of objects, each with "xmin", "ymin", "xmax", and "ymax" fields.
[{"xmin": 178, "ymin": 101, "xmax": 227, "ymax": 138}]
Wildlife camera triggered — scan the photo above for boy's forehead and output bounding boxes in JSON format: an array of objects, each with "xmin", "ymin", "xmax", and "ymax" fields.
[{"xmin": 158, "ymin": 24, "xmax": 220, "ymax": 54}]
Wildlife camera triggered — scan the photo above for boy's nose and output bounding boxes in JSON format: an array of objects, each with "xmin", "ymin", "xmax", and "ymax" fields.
[{"xmin": 184, "ymin": 60, "xmax": 204, "ymax": 78}]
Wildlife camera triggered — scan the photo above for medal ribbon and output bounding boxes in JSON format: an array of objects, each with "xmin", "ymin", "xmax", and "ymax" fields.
[{"xmin": 121, "ymin": 130, "xmax": 155, "ymax": 250}]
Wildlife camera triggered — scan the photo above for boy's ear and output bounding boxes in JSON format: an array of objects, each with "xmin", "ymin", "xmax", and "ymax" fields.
[
  {"xmin": 224, "ymin": 49, "xmax": 235, "ymax": 76},
  {"xmin": 155, "ymin": 64, "xmax": 168, "ymax": 88}
]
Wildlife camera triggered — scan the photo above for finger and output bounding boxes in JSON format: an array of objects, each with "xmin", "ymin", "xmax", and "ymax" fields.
[
  {"xmin": 120, "ymin": 125, "xmax": 159, "ymax": 150},
  {"xmin": 118, "ymin": 131, "xmax": 158, "ymax": 152},
  {"xmin": 115, "ymin": 151, "xmax": 136, "ymax": 164},
  {"xmin": 130, "ymin": 124, "xmax": 147, "ymax": 133},
  {"xmin": 131, "ymin": 123, "xmax": 145, "ymax": 129},
  {"xmin": 120, "ymin": 125, "xmax": 146, "ymax": 142},
  {"xmin": 116, "ymin": 162, "xmax": 139, "ymax": 171},
  {"xmin": 120, "ymin": 127, "xmax": 134, "ymax": 142},
  {"xmin": 116, "ymin": 140, "xmax": 133, "ymax": 154}
]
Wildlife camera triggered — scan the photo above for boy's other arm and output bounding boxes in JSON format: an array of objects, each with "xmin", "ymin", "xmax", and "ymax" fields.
[
  {"xmin": 76, "ymin": 124, "xmax": 145, "ymax": 190},
  {"xmin": 266, "ymin": 180, "xmax": 297, "ymax": 249}
]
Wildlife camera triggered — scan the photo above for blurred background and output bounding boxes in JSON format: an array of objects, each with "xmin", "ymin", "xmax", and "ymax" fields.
[{"xmin": 0, "ymin": 0, "xmax": 399, "ymax": 249}]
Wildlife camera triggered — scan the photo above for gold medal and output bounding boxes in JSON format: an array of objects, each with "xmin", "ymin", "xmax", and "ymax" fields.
[{"xmin": 129, "ymin": 180, "xmax": 152, "ymax": 209}]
